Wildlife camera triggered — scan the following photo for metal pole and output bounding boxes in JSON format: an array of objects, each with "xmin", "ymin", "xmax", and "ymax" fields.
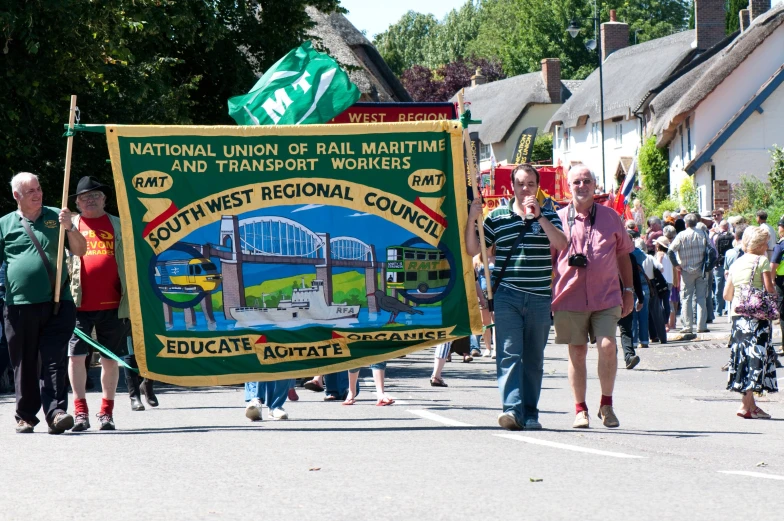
[{"xmin": 595, "ymin": 0, "xmax": 606, "ymax": 191}]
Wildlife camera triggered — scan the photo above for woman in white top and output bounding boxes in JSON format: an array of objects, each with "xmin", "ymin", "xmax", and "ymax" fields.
[
  {"xmin": 655, "ymin": 236, "xmax": 674, "ymax": 331},
  {"xmin": 723, "ymin": 226, "xmax": 778, "ymax": 419}
]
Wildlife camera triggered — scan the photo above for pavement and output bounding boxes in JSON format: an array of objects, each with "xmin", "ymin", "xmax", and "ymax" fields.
[{"xmin": 0, "ymin": 313, "xmax": 782, "ymax": 521}]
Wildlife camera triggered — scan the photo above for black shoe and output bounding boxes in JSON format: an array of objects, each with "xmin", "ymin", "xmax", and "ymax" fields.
[
  {"xmin": 97, "ymin": 413, "xmax": 115, "ymax": 431},
  {"xmin": 130, "ymin": 395, "xmax": 145, "ymax": 411},
  {"xmin": 625, "ymin": 355, "xmax": 640, "ymax": 370},
  {"xmin": 72, "ymin": 412, "xmax": 91, "ymax": 432},
  {"xmin": 15, "ymin": 420, "xmax": 34, "ymax": 433},
  {"xmin": 140, "ymin": 379, "xmax": 158, "ymax": 407},
  {"xmin": 48, "ymin": 412, "xmax": 74, "ymax": 435}
]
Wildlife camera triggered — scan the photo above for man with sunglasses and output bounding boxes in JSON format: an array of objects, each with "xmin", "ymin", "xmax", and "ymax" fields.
[{"xmin": 551, "ymin": 165, "xmax": 634, "ymax": 429}]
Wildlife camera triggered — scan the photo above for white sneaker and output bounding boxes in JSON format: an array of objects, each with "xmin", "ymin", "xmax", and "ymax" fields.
[
  {"xmin": 491, "ymin": 349, "xmax": 496, "ymax": 359},
  {"xmin": 481, "ymin": 349, "xmax": 491, "ymax": 357},
  {"xmin": 269, "ymin": 407, "xmax": 289, "ymax": 420},
  {"xmin": 245, "ymin": 398, "xmax": 262, "ymax": 421}
]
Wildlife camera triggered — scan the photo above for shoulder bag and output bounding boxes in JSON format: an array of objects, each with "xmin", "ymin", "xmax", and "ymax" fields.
[
  {"xmin": 734, "ymin": 256, "xmax": 779, "ymax": 321},
  {"xmin": 17, "ymin": 213, "xmax": 68, "ymax": 302}
]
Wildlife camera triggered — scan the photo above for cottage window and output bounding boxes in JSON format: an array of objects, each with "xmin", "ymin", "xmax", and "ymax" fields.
[
  {"xmin": 479, "ymin": 142, "xmax": 491, "ymax": 161},
  {"xmin": 686, "ymin": 118, "xmax": 692, "ymax": 161},
  {"xmin": 614, "ymin": 123, "xmax": 623, "ymax": 148},
  {"xmin": 563, "ymin": 128, "xmax": 571, "ymax": 152},
  {"xmin": 590, "ymin": 123, "xmax": 600, "ymax": 147},
  {"xmin": 555, "ymin": 125, "xmax": 563, "ymax": 150}
]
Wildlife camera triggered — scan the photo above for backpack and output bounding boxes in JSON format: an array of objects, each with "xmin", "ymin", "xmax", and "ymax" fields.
[
  {"xmin": 703, "ymin": 241, "xmax": 718, "ymax": 273},
  {"xmin": 715, "ymin": 231, "xmax": 734, "ymax": 264}
]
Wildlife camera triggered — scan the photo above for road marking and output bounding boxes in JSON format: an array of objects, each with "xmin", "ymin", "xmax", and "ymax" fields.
[
  {"xmin": 407, "ymin": 409, "xmax": 474, "ymax": 427},
  {"xmin": 494, "ymin": 433, "xmax": 646, "ymax": 459},
  {"xmin": 718, "ymin": 471, "xmax": 784, "ymax": 481}
]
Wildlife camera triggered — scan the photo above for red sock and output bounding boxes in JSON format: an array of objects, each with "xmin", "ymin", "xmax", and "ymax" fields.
[
  {"xmin": 575, "ymin": 402, "xmax": 588, "ymax": 413},
  {"xmin": 600, "ymin": 395, "xmax": 613, "ymax": 407},
  {"xmin": 74, "ymin": 398, "xmax": 88, "ymax": 415},
  {"xmin": 100, "ymin": 398, "xmax": 114, "ymax": 416}
]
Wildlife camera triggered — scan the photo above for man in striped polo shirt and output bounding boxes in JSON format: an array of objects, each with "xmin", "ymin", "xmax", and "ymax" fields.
[{"xmin": 466, "ymin": 164, "xmax": 567, "ymax": 431}]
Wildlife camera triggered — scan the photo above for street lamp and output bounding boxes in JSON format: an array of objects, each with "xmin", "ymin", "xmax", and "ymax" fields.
[{"xmin": 567, "ymin": 10, "xmax": 606, "ymax": 191}]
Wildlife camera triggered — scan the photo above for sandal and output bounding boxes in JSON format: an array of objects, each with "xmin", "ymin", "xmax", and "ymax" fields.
[
  {"xmin": 462, "ymin": 355, "xmax": 473, "ymax": 363},
  {"xmin": 430, "ymin": 376, "xmax": 448, "ymax": 387},
  {"xmin": 376, "ymin": 397, "xmax": 395, "ymax": 406},
  {"xmin": 303, "ymin": 379, "xmax": 324, "ymax": 392},
  {"xmin": 342, "ymin": 397, "xmax": 356, "ymax": 406},
  {"xmin": 737, "ymin": 409, "xmax": 752, "ymax": 419},
  {"xmin": 751, "ymin": 407, "xmax": 771, "ymax": 419}
]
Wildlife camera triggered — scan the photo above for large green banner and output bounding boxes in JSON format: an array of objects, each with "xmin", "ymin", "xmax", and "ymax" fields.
[{"xmin": 105, "ymin": 121, "xmax": 480, "ymax": 385}]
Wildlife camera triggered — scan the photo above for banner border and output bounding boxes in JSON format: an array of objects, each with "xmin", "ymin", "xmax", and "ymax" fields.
[{"xmin": 106, "ymin": 120, "xmax": 481, "ymax": 384}]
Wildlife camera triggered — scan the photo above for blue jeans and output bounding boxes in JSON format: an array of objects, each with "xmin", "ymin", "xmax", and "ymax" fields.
[
  {"xmin": 244, "ymin": 379, "xmax": 292, "ymax": 409},
  {"xmin": 632, "ymin": 285, "xmax": 650, "ymax": 346},
  {"xmin": 349, "ymin": 362, "xmax": 386, "ymax": 373},
  {"xmin": 713, "ymin": 267, "xmax": 726, "ymax": 315},
  {"xmin": 494, "ymin": 287, "xmax": 550, "ymax": 422}
]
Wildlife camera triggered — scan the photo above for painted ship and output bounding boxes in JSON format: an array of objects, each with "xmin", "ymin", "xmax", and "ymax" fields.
[{"xmin": 229, "ymin": 279, "xmax": 360, "ymax": 327}]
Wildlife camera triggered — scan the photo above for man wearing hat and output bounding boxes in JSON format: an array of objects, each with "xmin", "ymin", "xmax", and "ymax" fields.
[
  {"xmin": 66, "ymin": 176, "xmax": 157, "ymax": 431},
  {"xmin": 0, "ymin": 172, "xmax": 86, "ymax": 433}
]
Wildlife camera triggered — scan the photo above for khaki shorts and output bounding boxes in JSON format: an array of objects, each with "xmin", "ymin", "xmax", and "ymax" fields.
[{"xmin": 553, "ymin": 306, "xmax": 622, "ymax": 345}]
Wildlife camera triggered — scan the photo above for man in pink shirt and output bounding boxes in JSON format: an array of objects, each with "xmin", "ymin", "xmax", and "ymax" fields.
[{"xmin": 552, "ymin": 165, "xmax": 634, "ymax": 429}]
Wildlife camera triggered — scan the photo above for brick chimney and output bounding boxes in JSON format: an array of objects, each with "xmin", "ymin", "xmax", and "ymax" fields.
[
  {"xmin": 695, "ymin": 0, "xmax": 726, "ymax": 50},
  {"xmin": 740, "ymin": 8, "xmax": 750, "ymax": 31},
  {"xmin": 749, "ymin": 0, "xmax": 770, "ymax": 21},
  {"xmin": 601, "ymin": 10, "xmax": 629, "ymax": 62},
  {"xmin": 541, "ymin": 59, "xmax": 561, "ymax": 103},
  {"xmin": 471, "ymin": 68, "xmax": 486, "ymax": 87}
]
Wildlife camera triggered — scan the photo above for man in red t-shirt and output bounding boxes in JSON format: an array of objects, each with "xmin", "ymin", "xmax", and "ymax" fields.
[{"xmin": 65, "ymin": 176, "xmax": 157, "ymax": 431}]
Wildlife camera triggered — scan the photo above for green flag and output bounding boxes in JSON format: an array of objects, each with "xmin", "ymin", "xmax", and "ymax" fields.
[{"xmin": 228, "ymin": 41, "xmax": 360, "ymax": 126}]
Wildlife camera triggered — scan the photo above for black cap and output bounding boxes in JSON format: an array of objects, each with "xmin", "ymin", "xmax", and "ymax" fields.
[
  {"xmin": 778, "ymin": 218, "xmax": 784, "ymax": 228},
  {"xmin": 71, "ymin": 176, "xmax": 110, "ymax": 198}
]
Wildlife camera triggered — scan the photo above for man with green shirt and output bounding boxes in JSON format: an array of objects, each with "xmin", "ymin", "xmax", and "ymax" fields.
[
  {"xmin": 0, "ymin": 172, "xmax": 87, "ymax": 434},
  {"xmin": 466, "ymin": 164, "xmax": 567, "ymax": 430}
]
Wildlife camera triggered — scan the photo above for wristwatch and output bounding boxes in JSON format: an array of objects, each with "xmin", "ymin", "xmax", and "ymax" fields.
[
  {"xmin": 623, "ymin": 287, "xmax": 634, "ymax": 294},
  {"xmin": 534, "ymin": 213, "xmax": 544, "ymax": 221}
]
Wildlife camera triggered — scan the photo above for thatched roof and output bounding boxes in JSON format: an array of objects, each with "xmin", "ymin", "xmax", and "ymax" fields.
[
  {"xmin": 684, "ymin": 62, "xmax": 784, "ymax": 174},
  {"xmin": 306, "ymin": 7, "xmax": 411, "ymax": 102},
  {"xmin": 450, "ymin": 72, "xmax": 582, "ymax": 144},
  {"xmin": 649, "ymin": 3, "xmax": 784, "ymax": 146},
  {"xmin": 545, "ymin": 30, "xmax": 697, "ymax": 132}
]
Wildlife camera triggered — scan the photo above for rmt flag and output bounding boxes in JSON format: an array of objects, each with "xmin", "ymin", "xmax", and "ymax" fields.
[{"xmin": 228, "ymin": 41, "xmax": 360, "ymax": 126}]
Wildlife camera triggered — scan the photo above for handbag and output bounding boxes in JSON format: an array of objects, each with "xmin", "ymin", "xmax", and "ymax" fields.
[{"xmin": 734, "ymin": 257, "xmax": 779, "ymax": 321}]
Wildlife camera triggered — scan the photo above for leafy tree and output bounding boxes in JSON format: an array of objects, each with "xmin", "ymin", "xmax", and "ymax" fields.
[
  {"xmin": 688, "ymin": 1, "xmax": 695, "ymax": 29},
  {"xmin": 373, "ymin": 11, "xmax": 440, "ymax": 76},
  {"xmin": 638, "ymin": 136, "xmax": 669, "ymax": 202},
  {"xmin": 726, "ymin": 0, "xmax": 746, "ymax": 33},
  {"xmin": 730, "ymin": 176, "xmax": 773, "ymax": 215},
  {"xmin": 401, "ymin": 57, "xmax": 505, "ymax": 102},
  {"xmin": 0, "ymin": 0, "xmax": 341, "ymax": 216},
  {"xmin": 607, "ymin": 0, "xmax": 689, "ymax": 43},
  {"xmin": 531, "ymin": 133, "xmax": 553, "ymax": 163},
  {"xmin": 374, "ymin": 1, "xmax": 480, "ymax": 75},
  {"xmin": 401, "ymin": 65, "xmax": 441, "ymax": 102},
  {"xmin": 768, "ymin": 144, "xmax": 784, "ymax": 202},
  {"xmin": 678, "ymin": 177, "xmax": 698, "ymax": 212},
  {"xmin": 469, "ymin": 0, "xmax": 597, "ymax": 79}
]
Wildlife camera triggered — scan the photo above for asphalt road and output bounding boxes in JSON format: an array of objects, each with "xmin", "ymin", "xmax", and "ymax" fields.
[{"xmin": 1, "ymin": 316, "xmax": 782, "ymax": 521}]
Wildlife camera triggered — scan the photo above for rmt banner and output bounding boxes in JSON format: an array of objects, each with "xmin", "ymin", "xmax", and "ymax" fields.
[{"xmin": 103, "ymin": 121, "xmax": 481, "ymax": 385}]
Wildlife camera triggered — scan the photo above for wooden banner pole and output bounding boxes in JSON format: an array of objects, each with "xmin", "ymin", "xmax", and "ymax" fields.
[
  {"xmin": 457, "ymin": 90, "xmax": 494, "ymax": 303},
  {"xmin": 53, "ymin": 94, "xmax": 77, "ymax": 314}
]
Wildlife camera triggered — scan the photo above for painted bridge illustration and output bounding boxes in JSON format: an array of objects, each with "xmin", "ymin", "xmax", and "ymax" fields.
[{"xmin": 163, "ymin": 215, "xmax": 390, "ymax": 329}]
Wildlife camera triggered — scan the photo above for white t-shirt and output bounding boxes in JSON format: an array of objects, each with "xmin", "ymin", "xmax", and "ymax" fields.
[
  {"xmin": 641, "ymin": 254, "xmax": 663, "ymax": 280},
  {"xmin": 762, "ymin": 222, "xmax": 777, "ymax": 251},
  {"xmin": 659, "ymin": 254, "xmax": 674, "ymax": 284}
]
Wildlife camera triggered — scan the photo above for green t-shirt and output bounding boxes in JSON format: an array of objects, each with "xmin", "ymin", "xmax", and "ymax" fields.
[{"xmin": 0, "ymin": 207, "xmax": 74, "ymax": 305}]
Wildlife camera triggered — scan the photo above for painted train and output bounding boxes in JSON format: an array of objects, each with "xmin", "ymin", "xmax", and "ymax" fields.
[{"xmin": 155, "ymin": 258, "xmax": 222, "ymax": 293}]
